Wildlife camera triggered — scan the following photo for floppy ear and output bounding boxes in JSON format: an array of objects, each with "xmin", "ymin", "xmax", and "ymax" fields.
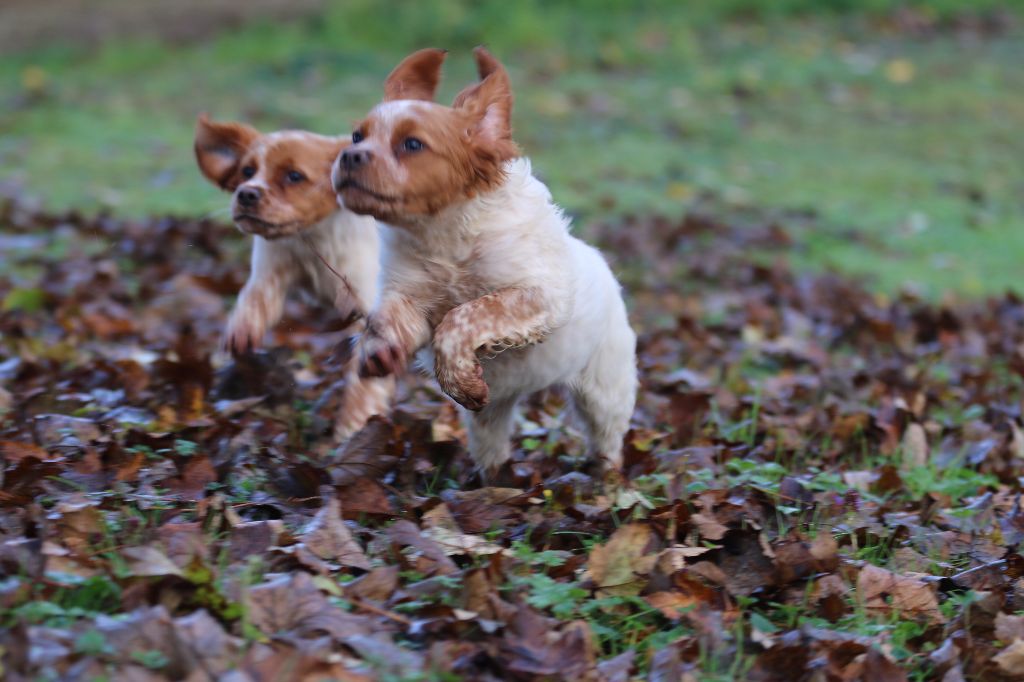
[
  {"xmin": 383, "ymin": 48, "xmax": 448, "ymax": 102},
  {"xmin": 452, "ymin": 46, "xmax": 513, "ymax": 144},
  {"xmin": 194, "ymin": 114, "xmax": 260, "ymax": 191}
]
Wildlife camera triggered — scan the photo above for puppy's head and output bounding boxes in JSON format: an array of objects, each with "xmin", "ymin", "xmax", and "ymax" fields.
[
  {"xmin": 333, "ymin": 47, "xmax": 520, "ymax": 226},
  {"xmin": 195, "ymin": 115, "xmax": 347, "ymax": 239}
]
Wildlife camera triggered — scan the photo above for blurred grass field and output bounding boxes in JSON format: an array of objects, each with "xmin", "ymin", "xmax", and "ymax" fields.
[{"xmin": 1, "ymin": 0, "xmax": 1022, "ymax": 296}]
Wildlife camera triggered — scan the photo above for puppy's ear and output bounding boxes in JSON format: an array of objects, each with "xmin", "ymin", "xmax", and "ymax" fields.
[
  {"xmin": 383, "ymin": 48, "xmax": 447, "ymax": 102},
  {"xmin": 194, "ymin": 114, "xmax": 260, "ymax": 191},
  {"xmin": 452, "ymin": 47, "xmax": 514, "ymax": 147}
]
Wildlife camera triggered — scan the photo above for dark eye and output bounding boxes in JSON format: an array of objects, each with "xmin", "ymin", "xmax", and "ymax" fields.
[
  {"xmin": 402, "ymin": 137, "xmax": 424, "ymax": 152},
  {"xmin": 241, "ymin": 166, "xmax": 256, "ymax": 179},
  {"xmin": 351, "ymin": 131, "xmax": 364, "ymax": 144},
  {"xmin": 286, "ymin": 170, "xmax": 305, "ymax": 183}
]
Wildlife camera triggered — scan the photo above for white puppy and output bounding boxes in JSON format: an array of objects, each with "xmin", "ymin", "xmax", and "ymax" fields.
[
  {"xmin": 194, "ymin": 115, "xmax": 393, "ymax": 439},
  {"xmin": 332, "ymin": 48, "xmax": 637, "ymax": 474}
]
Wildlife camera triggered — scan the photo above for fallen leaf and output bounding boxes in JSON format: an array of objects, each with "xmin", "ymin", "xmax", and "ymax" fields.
[
  {"xmin": 421, "ymin": 503, "xmax": 504, "ymax": 557},
  {"xmin": 856, "ymin": 564, "xmax": 944, "ymax": 624},
  {"xmin": 388, "ymin": 520, "xmax": 458, "ymax": 576},
  {"xmin": 298, "ymin": 493, "xmax": 370, "ymax": 570},
  {"xmin": 994, "ymin": 639, "xmax": 1024, "ymax": 676},
  {"xmin": 996, "ymin": 611, "xmax": 1024, "ymax": 642},
  {"xmin": 584, "ymin": 523, "xmax": 657, "ymax": 596},
  {"xmin": 246, "ymin": 572, "xmax": 373, "ymax": 640},
  {"xmin": 0, "ymin": 440, "xmax": 49, "ymax": 463},
  {"xmin": 902, "ymin": 422, "xmax": 929, "ymax": 467},
  {"xmin": 122, "ymin": 546, "xmax": 184, "ymax": 577}
]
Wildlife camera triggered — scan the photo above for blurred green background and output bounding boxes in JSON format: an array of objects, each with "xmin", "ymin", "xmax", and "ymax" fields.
[{"xmin": 1, "ymin": 0, "xmax": 1022, "ymax": 296}]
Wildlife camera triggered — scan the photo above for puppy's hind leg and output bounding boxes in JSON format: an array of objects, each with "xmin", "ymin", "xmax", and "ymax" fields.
[
  {"xmin": 465, "ymin": 395, "xmax": 519, "ymax": 478},
  {"xmin": 569, "ymin": 322, "xmax": 637, "ymax": 471}
]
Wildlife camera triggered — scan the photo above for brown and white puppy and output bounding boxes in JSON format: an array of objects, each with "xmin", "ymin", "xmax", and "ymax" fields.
[
  {"xmin": 194, "ymin": 114, "xmax": 392, "ymax": 439},
  {"xmin": 332, "ymin": 49, "xmax": 637, "ymax": 475}
]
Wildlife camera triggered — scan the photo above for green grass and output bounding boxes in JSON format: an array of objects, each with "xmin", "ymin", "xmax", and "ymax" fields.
[{"xmin": 1, "ymin": 0, "xmax": 1023, "ymax": 295}]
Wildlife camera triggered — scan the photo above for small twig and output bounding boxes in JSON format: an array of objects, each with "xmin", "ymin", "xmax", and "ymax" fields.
[
  {"xmin": 300, "ymin": 233, "xmax": 359, "ymax": 304},
  {"xmin": 351, "ymin": 597, "xmax": 413, "ymax": 625},
  {"xmin": 949, "ymin": 558, "xmax": 1007, "ymax": 584}
]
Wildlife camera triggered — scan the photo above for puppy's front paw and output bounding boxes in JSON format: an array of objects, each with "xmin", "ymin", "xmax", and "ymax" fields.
[
  {"xmin": 436, "ymin": 355, "xmax": 490, "ymax": 411},
  {"xmin": 358, "ymin": 336, "xmax": 405, "ymax": 378},
  {"xmin": 223, "ymin": 320, "xmax": 264, "ymax": 355}
]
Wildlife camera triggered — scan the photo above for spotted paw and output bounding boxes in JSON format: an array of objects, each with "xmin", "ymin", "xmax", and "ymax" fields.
[{"xmin": 437, "ymin": 355, "xmax": 490, "ymax": 411}]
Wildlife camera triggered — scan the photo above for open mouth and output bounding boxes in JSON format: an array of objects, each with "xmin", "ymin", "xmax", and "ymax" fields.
[{"xmin": 336, "ymin": 179, "xmax": 397, "ymax": 203}]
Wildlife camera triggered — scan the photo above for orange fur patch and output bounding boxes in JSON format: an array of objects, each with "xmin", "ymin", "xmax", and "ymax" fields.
[
  {"xmin": 195, "ymin": 116, "xmax": 348, "ymax": 237},
  {"xmin": 336, "ymin": 48, "xmax": 519, "ymax": 228}
]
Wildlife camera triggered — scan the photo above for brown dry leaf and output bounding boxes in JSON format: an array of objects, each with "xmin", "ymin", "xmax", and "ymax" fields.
[
  {"xmin": 421, "ymin": 503, "xmax": 504, "ymax": 557},
  {"xmin": 246, "ymin": 572, "xmax": 373, "ymax": 640},
  {"xmin": 665, "ymin": 391, "xmax": 711, "ymax": 447},
  {"xmin": 596, "ymin": 650, "xmax": 635, "ymax": 682},
  {"xmin": 928, "ymin": 638, "xmax": 966, "ymax": 682},
  {"xmin": 298, "ymin": 494, "xmax": 370, "ymax": 570},
  {"xmin": 843, "ymin": 470, "xmax": 875, "ymax": 491},
  {"xmin": 856, "ymin": 564, "xmax": 944, "ymax": 624},
  {"xmin": 713, "ymin": 530, "xmax": 777, "ymax": 597},
  {"xmin": 48, "ymin": 494, "xmax": 103, "ymax": 553},
  {"xmin": 156, "ymin": 521, "xmax": 208, "ymax": 567},
  {"xmin": 344, "ymin": 633, "xmax": 426, "ymax": 678},
  {"xmin": 122, "ymin": 546, "xmax": 184, "ymax": 577},
  {"xmin": 240, "ymin": 640, "xmax": 373, "ymax": 682},
  {"xmin": 114, "ymin": 450, "xmax": 145, "ymax": 482},
  {"xmin": 813, "ymin": 573, "xmax": 849, "ymax": 622},
  {"xmin": 173, "ymin": 608, "xmax": 246, "ymax": 676},
  {"xmin": 584, "ymin": 522, "xmax": 657, "ymax": 596},
  {"xmin": 774, "ymin": 532, "xmax": 838, "ymax": 583},
  {"xmin": 42, "ymin": 541, "xmax": 97, "ymax": 578},
  {"xmin": 388, "ymin": 519, "xmax": 459, "ymax": 576},
  {"xmin": 346, "ymin": 565, "xmax": 400, "ymax": 602},
  {"xmin": 498, "ymin": 606, "xmax": 598, "ymax": 678},
  {"xmin": 442, "ymin": 486, "xmax": 526, "ymax": 533},
  {"xmin": 996, "ymin": 611, "xmax": 1024, "ymax": 642},
  {"xmin": 228, "ymin": 520, "xmax": 284, "ymax": 563},
  {"xmin": 164, "ymin": 455, "xmax": 217, "ymax": 498},
  {"xmin": 65, "ymin": 604, "xmax": 241, "ymax": 678},
  {"xmin": 902, "ymin": 422, "xmax": 929, "ymax": 467},
  {"xmin": 0, "ymin": 440, "xmax": 49, "ymax": 463},
  {"xmin": 337, "ymin": 476, "xmax": 395, "ymax": 516},
  {"xmin": 862, "ymin": 647, "xmax": 909, "ymax": 681},
  {"xmin": 649, "ymin": 642, "xmax": 695, "ymax": 682},
  {"xmin": 33, "ymin": 414, "xmax": 101, "ymax": 445},
  {"xmin": 691, "ymin": 512, "xmax": 729, "ymax": 541},
  {"xmin": 994, "ymin": 639, "xmax": 1024, "ymax": 676},
  {"xmin": 330, "ymin": 416, "xmax": 402, "ymax": 485}
]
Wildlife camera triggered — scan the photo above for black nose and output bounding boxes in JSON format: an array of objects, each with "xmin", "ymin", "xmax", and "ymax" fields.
[
  {"xmin": 340, "ymin": 148, "xmax": 372, "ymax": 172},
  {"xmin": 237, "ymin": 186, "xmax": 261, "ymax": 207}
]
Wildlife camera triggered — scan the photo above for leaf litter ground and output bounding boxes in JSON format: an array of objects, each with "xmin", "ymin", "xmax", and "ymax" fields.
[{"xmin": 2, "ymin": 196, "xmax": 1024, "ymax": 680}]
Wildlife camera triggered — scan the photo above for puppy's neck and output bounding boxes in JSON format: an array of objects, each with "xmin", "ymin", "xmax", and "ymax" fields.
[
  {"xmin": 390, "ymin": 158, "xmax": 537, "ymax": 256},
  {"xmin": 301, "ymin": 209, "xmax": 347, "ymax": 242}
]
